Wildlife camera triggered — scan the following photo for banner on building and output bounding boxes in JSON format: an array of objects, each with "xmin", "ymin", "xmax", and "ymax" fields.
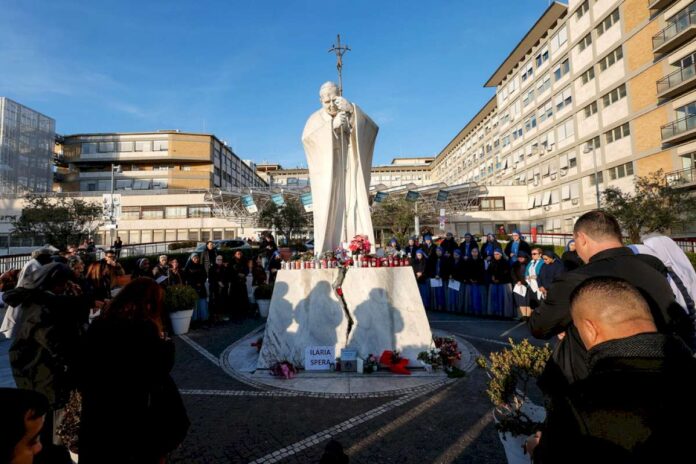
[
  {"xmin": 374, "ymin": 191, "xmax": 388, "ymax": 203},
  {"xmin": 436, "ymin": 190, "xmax": 449, "ymax": 202},
  {"xmin": 102, "ymin": 194, "xmax": 122, "ymax": 221},
  {"xmin": 242, "ymin": 195, "xmax": 258, "ymax": 214},
  {"xmin": 300, "ymin": 192, "xmax": 313, "ymax": 212},
  {"xmin": 271, "ymin": 193, "xmax": 286, "ymax": 207},
  {"xmin": 405, "ymin": 191, "xmax": 420, "ymax": 202}
]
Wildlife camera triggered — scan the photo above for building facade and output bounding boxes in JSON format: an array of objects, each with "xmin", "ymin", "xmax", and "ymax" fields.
[
  {"xmin": 432, "ymin": 0, "xmax": 696, "ymax": 235},
  {"xmin": 58, "ymin": 131, "xmax": 266, "ymax": 192},
  {"xmin": 0, "ymin": 97, "xmax": 55, "ymax": 195}
]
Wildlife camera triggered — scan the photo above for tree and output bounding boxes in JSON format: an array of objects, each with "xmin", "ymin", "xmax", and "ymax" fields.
[
  {"xmin": 12, "ymin": 194, "xmax": 103, "ymax": 250},
  {"xmin": 602, "ymin": 169, "xmax": 696, "ymax": 243},
  {"xmin": 371, "ymin": 197, "xmax": 433, "ymax": 245},
  {"xmin": 257, "ymin": 197, "xmax": 309, "ymax": 244}
]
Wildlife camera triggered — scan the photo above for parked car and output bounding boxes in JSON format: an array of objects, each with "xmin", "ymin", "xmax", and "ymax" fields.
[{"xmin": 195, "ymin": 239, "xmax": 252, "ymax": 253}]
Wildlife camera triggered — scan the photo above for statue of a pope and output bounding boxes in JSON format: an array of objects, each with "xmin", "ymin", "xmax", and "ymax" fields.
[{"xmin": 302, "ymin": 81, "xmax": 379, "ymax": 255}]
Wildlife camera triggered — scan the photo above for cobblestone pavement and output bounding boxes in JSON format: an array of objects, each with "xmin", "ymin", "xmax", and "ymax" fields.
[{"xmin": 168, "ymin": 312, "xmax": 548, "ymax": 463}]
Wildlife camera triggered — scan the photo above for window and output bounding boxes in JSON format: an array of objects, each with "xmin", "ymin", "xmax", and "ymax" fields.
[
  {"xmin": 584, "ymin": 101, "xmax": 598, "ymax": 118},
  {"xmin": 523, "ymin": 88, "xmax": 535, "ymax": 107},
  {"xmin": 134, "ymin": 141, "xmax": 151, "ymax": 152},
  {"xmin": 537, "ymin": 74, "xmax": 551, "ymax": 94},
  {"xmin": 553, "ymin": 58, "xmax": 570, "ymax": 81},
  {"xmin": 589, "ymin": 171, "xmax": 604, "ymax": 186},
  {"xmin": 605, "ymin": 122, "xmax": 630, "ymax": 143},
  {"xmin": 588, "ymin": 135, "xmax": 601, "ymax": 150},
  {"xmin": 608, "ymin": 161, "xmax": 634, "ymax": 180},
  {"xmin": 141, "ymin": 207, "xmax": 164, "ymax": 219},
  {"xmin": 570, "ymin": 182, "xmax": 580, "ymax": 198},
  {"xmin": 116, "ymin": 141, "xmax": 133, "ymax": 152},
  {"xmin": 551, "ymin": 27, "xmax": 568, "ymax": 52},
  {"xmin": 602, "ymin": 84, "xmax": 627, "ymax": 107},
  {"xmin": 576, "ymin": 0, "xmax": 589, "ymax": 19},
  {"xmin": 188, "ymin": 206, "xmax": 211, "ymax": 218},
  {"xmin": 155, "ymin": 165, "xmax": 172, "ymax": 171},
  {"xmin": 554, "ymin": 87, "xmax": 572, "ymax": 112},
  {"xmin": 121, "ymin": 207, "xmax": 140, "ymax": 219},
  {"xmin": 599, "ymin": 46, "xmax": 623, "ymax": 72},
  {"xmin": 521, "ymin": 60, "xmax": 534, "ymax": 82},
  {"xmin": 557, "ymin": 118, "xmax": 575, "ymax": 141},
  {"xmin": 580, "ymin": 67, "xmax": 595, "ymax": 85},
  {"xmin": 165, "ymin": 206, "xmax": 187, "ymax": 218},
  {"xmin": 153, "ymin": 140, "xmax": 168, "ymax": 151},
  {"xmin": 579, "ymin": 33, "xmax": 593, "ymax": 52},
  {"xmin": 98, "ymin": 142, "xmax": 115, "ymax": 152},
  {"xmin": 597, "ymin": 8, "xmax": 620, "ymax": 36},
  {"xmin": 525, "ymin": 115, "xmax": 537, "ymax": 132},
  {"xmin": 536, "ymin": 47, "xmax": 549, "ymax": 67},
  {"xmin": 539, "ymin": 99, "xmax": 553, "ymax": 123},
  {"xmin": 82, "ymin": 143, "xmax": 98, "ymax": 154}
]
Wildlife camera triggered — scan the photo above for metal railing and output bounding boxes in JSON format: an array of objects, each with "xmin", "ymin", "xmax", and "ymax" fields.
[
  {"xmin": 0, "ymin": 254, "xmax": 32, "ymax": 274},
  {"xmin": 657, "ymin": 62, "xmax": 696, "ymax": 94},
  {"xmin": 653, "ymin": 10, "xmax": 696, "ymax": 50},
  {"xmin": 666, "ymin": 167, "xmax": 696, "ymax": 185},
  {"xmin": 661, "ymin": 113, "xmax": 696, "ymax": 140}
]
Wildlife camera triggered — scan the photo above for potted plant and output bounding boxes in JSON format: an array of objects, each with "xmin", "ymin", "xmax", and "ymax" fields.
[
  {"xmin": 476, "ymin": 339, "xmax": 551, "ymax": 463},
  {"xmin": 254, "ymin": 283, "xmax": 274, "ymax": 318},
  {"xmin": 164, "ymin": 284, "xmax": 198, "ymax": 335}
]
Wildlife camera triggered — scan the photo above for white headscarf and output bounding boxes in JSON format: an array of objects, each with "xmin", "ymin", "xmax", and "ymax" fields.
[{"xmin": 641, "ymin": 235, "xmax": 696, "ymax": 313}]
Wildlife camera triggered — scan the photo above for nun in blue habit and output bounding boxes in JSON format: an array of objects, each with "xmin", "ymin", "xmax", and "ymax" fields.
[
  {"xmin": 412, "ymin": 248, "xmax": 430, "ymax": 310},
  {"xmin": 464, "ymin": 247, "xmax": 487, "ymax": 315},
  {"xmin": 446, "ymin": 249, "xmax": 466, "ymax": 312},
  {"xmin": 486, "ymin": 248, "xmax": 514, "ymax": 317},
  {"xmin": 430, "ymin": 246, "xmax": 447, "ymax": 311}
]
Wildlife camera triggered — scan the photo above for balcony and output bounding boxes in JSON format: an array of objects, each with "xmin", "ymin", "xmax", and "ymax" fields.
[
  {"xmin": 653, "ymin": 11, "xmax": 696, "ymax": 54},
  {"xmin": 661, "ymin": 113, "xmax": 696, "ymax": 144},
  {"xmin": 666, "ymin": 166, "xmax": 696, "ymax": 187},
  {"xmin": 657, "ymin": 62, "xmax": 696, "ymax": 98},
  {"xmin": 648, "ymin": 0, "xmax": 675, "ymax": 11}
]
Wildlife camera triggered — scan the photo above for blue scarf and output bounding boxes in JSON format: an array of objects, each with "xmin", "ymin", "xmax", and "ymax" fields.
[{"xmin": 511, "ymin": 240, "xmax": 520, "ymax": 257}]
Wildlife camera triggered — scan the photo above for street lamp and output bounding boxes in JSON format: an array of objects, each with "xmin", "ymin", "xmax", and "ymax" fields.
[
  {"xmin": 110, "ymin": 164, "xmax": 122, "ymax": 247},
  {"xmin": 583, "ymin": 143, "xmax": 601, "ymax": 208}
]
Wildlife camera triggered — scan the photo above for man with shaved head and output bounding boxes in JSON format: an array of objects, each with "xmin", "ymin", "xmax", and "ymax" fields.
[
  {"xmin": 528, "ymin": 210, "xmax": 695, "ymax": 392},
  {"xmin": 527, "ymin": 277, "xmax": 696, "ymax": 463}
]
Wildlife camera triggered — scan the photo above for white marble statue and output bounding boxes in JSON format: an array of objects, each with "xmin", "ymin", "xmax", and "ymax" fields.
[{"xmin": 302, "ymin": 82, "xmax": 378, "ymax": 255}]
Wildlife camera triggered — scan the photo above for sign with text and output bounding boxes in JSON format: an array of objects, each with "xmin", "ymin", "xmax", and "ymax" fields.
[
  {"xmin": 271, "ymin": 193, "xmax": 286, "ymax": 207},
  {"xmin": 405, "ymin": 191, "xmax": 420, "ymax": 202},
  {"xmin": 305, "ymin": 345, "xmax": 334, "ymax": 370},
  {"xmin": 300, "ymin": 192, "xmax": 313, "ymax": 212},
  {"xmin": 241, "ymin": 195, "xmax": 258, "ymax": 213},
  {"xmin": 340, "ymin": 349, "xmax": 358, "ymax": 372},
  {"xmin": 436, "ymin": 190, "xmax": 449, "ymax": 202},
  {"xmin": 374, "ymin": 191, "xmax": 388, "ymax": 203}
]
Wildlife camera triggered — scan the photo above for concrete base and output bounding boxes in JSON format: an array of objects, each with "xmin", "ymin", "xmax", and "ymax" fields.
[{"xmin": 257, "ymin": 268, "xmax": 433, "ymax": 369}]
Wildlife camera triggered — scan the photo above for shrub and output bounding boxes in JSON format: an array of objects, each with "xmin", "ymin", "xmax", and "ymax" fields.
[
  {"xmin": 164, "ymin": 284, "xmax": 198, "ymax": 313},
  {"xmin": 477, "ymin": 338, "xmax": 552, "ymax": 437}
]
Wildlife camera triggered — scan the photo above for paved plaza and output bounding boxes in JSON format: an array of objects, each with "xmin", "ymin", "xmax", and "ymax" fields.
[{"xmin": 167, "ymin": 313, "xmax": 539, "ymax": 463}]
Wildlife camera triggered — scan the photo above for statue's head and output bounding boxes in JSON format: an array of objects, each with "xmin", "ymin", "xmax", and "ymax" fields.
[{"xmin": 319, "ymin": 81, "xmax": 339, "ymax": 115}]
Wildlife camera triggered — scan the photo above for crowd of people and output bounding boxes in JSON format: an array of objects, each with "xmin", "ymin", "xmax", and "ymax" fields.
[
  {"xmin": 0, "ymin": 235, "xmax": 284, "ymax": 463},
  {"xmin": 403, "ymin": 230, "xmax": 582, "ymax": 320}
]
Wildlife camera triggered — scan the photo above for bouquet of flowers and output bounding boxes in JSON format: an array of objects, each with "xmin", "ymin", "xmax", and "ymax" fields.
[
  {"xmin": 270, "ymin": 361, "xmax": 297, "ymax": 379},
  {"xmin": 417, "ymin": 348, "xmax": 443, "ymax": 370},
  {"xmin": 348, "ymin": 234, "xmax": 371, "ymax": 255},
  {"xmin": 321, "ymin": 251, "xmax": 336, "ymax": 260},
  {"xmin": 300, "ymin": 251, "xmax": 315, "ymax": 262},
  {"xmin": 363, "ymin": 354, "xmax": 378, "ymax": 373},
  {"xmin": 434, "ymin": 336, "xmax": 462, "ymax": 367}
]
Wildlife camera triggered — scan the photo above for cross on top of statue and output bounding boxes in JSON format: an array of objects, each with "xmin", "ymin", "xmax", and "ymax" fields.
[{"xmin": 328, "ymin": 34, "xmax": 350, "ymax": 96}]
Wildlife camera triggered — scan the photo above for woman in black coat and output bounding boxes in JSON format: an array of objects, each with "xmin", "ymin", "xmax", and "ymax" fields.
[
  {"xmin": 78, "ymin": 278, "xmax": 189, "ymax": 464},
  {"xmin": 184, "ymin": 253, "xmax": 208, "ymax": 323},
  {"xmin": 208, "ymin": 255, "xmax": 231, "ymax": 323},
  {"xmin": 463, "ymin": 248, "xmax": 487, "ymax": 315},
  {"xmin": 413, "ymin": 249, "xmax": 430, "ymax": 310},
  {"xmin": 511, "ymin": 251, "xmax": 532, "ymax": 320},
  {"xmin": 487, "ymin": 248, "xmax": 514, "ymax": 318},
  {"xmin": 538, "ymin": 250, "xmax": 565, "ymax": 298},
  {"xmin": 561, "ymin": 239, "xmax": 583, "ymax": 271}
]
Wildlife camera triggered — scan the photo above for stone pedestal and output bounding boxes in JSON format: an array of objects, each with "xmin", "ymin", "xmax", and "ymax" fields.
[{"xmin": 257, "ymin": 267, "xmax": 433, "ymax": 369}]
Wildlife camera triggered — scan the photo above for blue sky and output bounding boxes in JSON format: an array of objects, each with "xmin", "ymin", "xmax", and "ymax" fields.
[{"xmin": 1, "ymin": 0, "xmax": 554, "ymax": 167}]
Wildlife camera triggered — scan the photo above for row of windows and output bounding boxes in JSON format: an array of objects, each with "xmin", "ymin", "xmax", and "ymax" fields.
[
  {"xmin": 589, "ymin": 161, "xmax": 634, "ymax": 185},
  {"xmin": 121, "ymin": 205, "xmax": 212, "ymax": 220},
  {"xmin": 605, "ymin": 122, "xmax": 630, "ymax": 144},
  {"xmin": 81, "ymin": 140, "xmax": 168, "ymax": 155}
]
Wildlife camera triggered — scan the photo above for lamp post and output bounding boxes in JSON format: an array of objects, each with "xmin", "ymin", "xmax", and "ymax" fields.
[
  {"xmin": 110, "ymin": 164, "xmax": 122, "ymax": 248},
  {"xmin": 583, "ymin": 144, "xmax": 601, "ymax": 208}
]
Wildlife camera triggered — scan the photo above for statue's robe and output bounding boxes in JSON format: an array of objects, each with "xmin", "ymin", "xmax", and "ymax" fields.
[{"xmin": 302, "ymin": 104, "xmax": 378, "ymax": 255}]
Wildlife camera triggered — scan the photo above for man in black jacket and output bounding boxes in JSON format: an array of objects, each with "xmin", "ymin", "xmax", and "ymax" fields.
[
  {"xmin": 527, "ymin": 277, "xmax": 696, "ymax": 463},
  {"xmin": 528, "ymin": 210, "xmax": 695, "ymax": 392}
]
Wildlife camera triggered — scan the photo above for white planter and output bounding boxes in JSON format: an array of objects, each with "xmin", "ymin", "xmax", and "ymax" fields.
[
  {"xmin": 257, "ymin": 299, "xmax": 271, "ymax": 318},
  {"xmin": 493, "ymin": 401, "xmax": 546, "ymax": 464},
  {"xmin": 170, "ymin": 309, "xmax": 194, "ymax": 335}
]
